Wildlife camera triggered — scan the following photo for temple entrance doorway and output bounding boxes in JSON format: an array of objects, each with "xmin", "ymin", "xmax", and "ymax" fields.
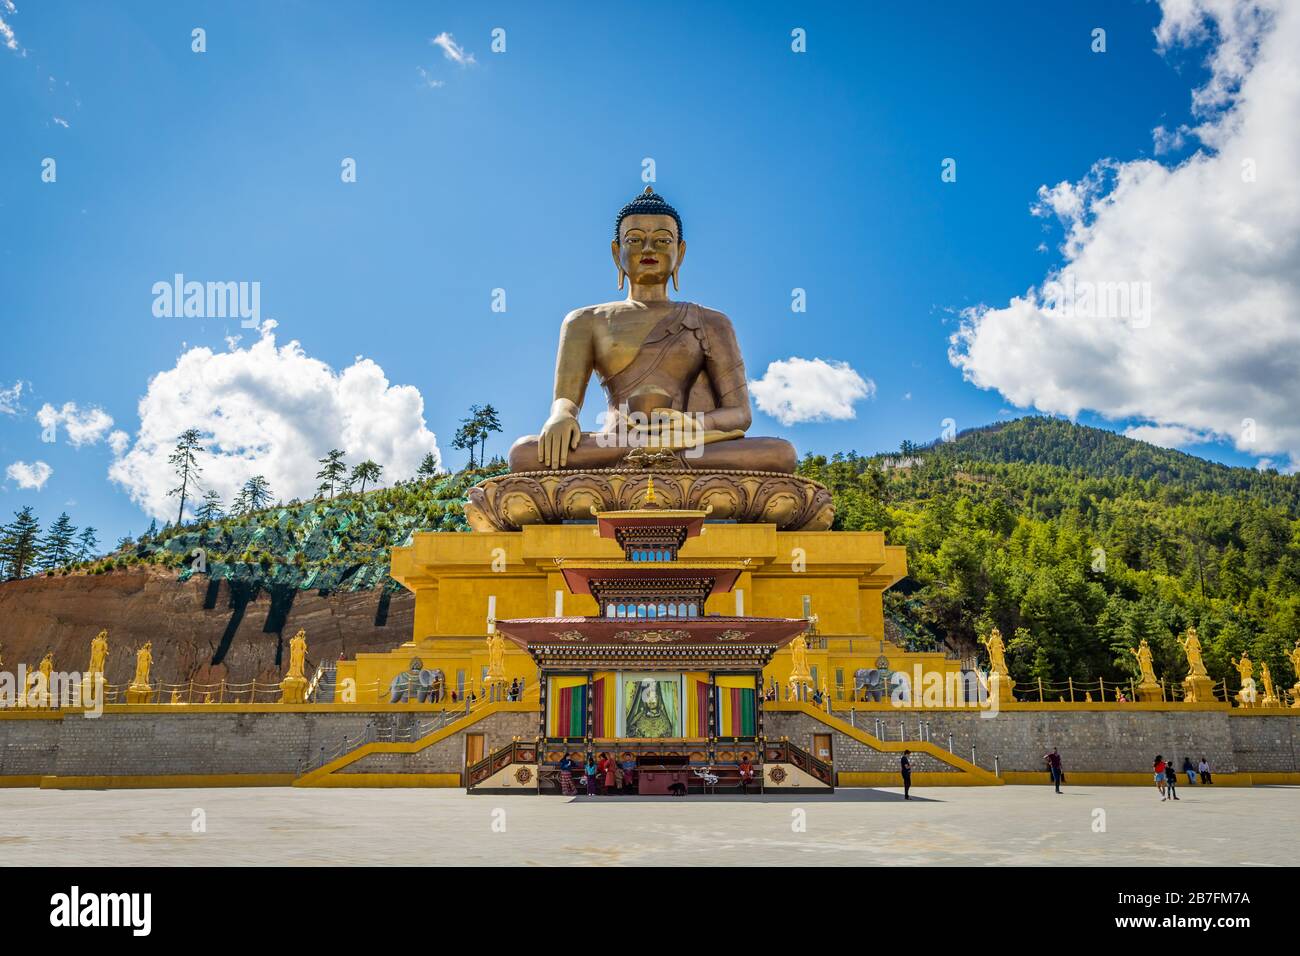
[{"xmin": 465, "ymin": 734, "xmax": 486, "ymax": 784}]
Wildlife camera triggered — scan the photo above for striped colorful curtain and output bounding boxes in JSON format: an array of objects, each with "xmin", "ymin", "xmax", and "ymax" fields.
[
  {"xmin": 716, "ymin": 675, "xmax": 757, "ymax": 737},
  {"xmin": 683, "ymin": 672, "xmax": 710, "ymax": 738},
  {"xmin": 549, "ymin": 676, "xmax": 588, "ymax": 737},
  {"xmin": 592, "ymin": 672, "xmax": 618, "ymax": 738}
]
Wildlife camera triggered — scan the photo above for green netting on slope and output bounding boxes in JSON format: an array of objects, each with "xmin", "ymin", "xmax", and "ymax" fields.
[{"xmin": 132, "ymin": 467, "xmax": 503, "ymax": 596}]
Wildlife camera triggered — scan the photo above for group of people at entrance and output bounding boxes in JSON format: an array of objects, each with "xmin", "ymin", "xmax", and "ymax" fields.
[
  {"xmin": 556, "ymin": 752, "xmax": 639, "ymax": 795},
  {"xmin": 555, "ymin": 751, "xmax": 759, "ymax": 795}
]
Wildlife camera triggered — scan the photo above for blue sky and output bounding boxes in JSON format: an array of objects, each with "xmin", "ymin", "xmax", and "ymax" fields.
[{"xmin": 1, "ymin": 0, "xmax": 1278, "ymax": 545}]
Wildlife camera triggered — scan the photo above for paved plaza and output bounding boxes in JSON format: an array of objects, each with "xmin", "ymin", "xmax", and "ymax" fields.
[{"xmin": 0, "ymin": 784, "xmax": 1294, "ymax": 866}]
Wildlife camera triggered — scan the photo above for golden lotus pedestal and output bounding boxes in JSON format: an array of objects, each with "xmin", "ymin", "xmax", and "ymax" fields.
[{"xmin": 465, "ymin": 468, "xmax": 834, "ymax": 533}]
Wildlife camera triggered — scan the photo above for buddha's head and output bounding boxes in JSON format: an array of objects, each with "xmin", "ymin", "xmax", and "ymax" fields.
[{"xmin": 612, "ymin": 186, "xmax": 686, "ymax": 292}]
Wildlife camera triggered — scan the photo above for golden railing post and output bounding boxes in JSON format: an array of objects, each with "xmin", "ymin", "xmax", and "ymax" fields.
[
  {"xmin": 1037, "ymin": 678, "xmax": 1044, "ymax": 703},
  {"xmin": 1068, "ymin": 677, "xmax": 1074, "ymax": 703}
]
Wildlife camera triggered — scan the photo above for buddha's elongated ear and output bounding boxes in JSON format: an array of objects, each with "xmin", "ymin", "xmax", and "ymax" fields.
[
  {"xmin": 671, "ymin": 240, "xmax": 687, "ymax": 291},
  {"xmin": 611, "ymin": 238, "xmax": 625, "ymax": 290}
]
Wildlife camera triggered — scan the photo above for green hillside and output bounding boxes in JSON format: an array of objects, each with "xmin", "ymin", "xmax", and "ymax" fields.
[
  {"xmin": 797, "ymin": 417, "xmax": 1300, "ymax": 693},
  {"xmin": 69, "ymin": 466, "xmax": 502, "ymax": 593}
]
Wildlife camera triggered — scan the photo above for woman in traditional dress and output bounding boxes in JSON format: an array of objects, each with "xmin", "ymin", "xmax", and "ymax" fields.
[{"xmin": 558, "ymin": 751, "xmax": 576, "ymax": 796}]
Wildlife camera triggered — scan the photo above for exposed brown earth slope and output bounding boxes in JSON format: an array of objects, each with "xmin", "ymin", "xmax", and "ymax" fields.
[{"xmin": 0, "ymin": 567, "xmax": 412, "ymax": 686}]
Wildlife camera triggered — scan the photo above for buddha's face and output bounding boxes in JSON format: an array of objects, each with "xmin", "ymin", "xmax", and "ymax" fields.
[{"xmin": 612, "ymin": 214, "xmax": 685, "ymax": 288}]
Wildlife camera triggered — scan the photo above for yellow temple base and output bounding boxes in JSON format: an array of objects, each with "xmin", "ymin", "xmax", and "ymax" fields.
[{"xmin": 335, "ymin": 521, "xmax": 962, "ymax": 707}]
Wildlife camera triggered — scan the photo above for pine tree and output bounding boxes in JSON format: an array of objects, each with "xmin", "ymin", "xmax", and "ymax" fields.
[
  {"xmin": 315, "ymin": 449, "xmax": 348, "ymax": 498},
  {"xmin": 416, "ymin": 451, "xmax": 438, "ymax": 479},
  {"xmin": 195, "ymin": 489, "xmax": 223, "ymax": 523},
  {"xmin": 167, "ymin": 428, "xmax": 205, "ymax": 525},
  {"xmin": 350, "ymin": 460, "xmax": 383, "ymax": 495},
  {"xmin": 0, "ymin": 507, "xmax": 42, "ymax": 580},
  {"xmin": 471, "ymin": 404, "xmax": 503, "ymax": 468},
  {"xmin": 241, "ymin": 475, "xmax": 274, "ymax": 512},
  {"xmin": 39, "ymin": 512, "xmax": 78, "ymax": 571},
  {"xmin": 452, "ymin": 421, "xmax": 480, "ymax": 468},
  {"xmin": 76, "ymin": 527, "xmax": 99, "ymax": 561}
]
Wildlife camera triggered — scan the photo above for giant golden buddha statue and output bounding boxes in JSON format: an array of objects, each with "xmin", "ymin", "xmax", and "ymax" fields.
[
  {"xmin": 507, "ymin": 187, "xmax": 796, "ymax": 474},
  {"xmin": 467, "ymin": 187, "xmax": 832, "ymax": 532}
]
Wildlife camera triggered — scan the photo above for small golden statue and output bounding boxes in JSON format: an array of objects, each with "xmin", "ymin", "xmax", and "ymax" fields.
[
  {"xmin": 82, "ymin": 629, "xmax": 109, "ymax": 705},
  {"xmin": 1178, "ymin": 627, "xmax": 1214, "ymax": 703},
  {"xmin": 126, "ymin": 641, "xmax": 154, "ymax": 703},
  {"xmin": 980, "ymin": 627, "xmax": 1016, "ymax": 703},
  {"xmin": 170, "ymin": 689, "xmax": 182, "ymax": 704},
  {"xmin": 1259, "ymin": 662, "xmax": 1280, "ymax": 708},
  {"xmin": 1231, "ymin": 653, "xmax": 1256, "ymax": 707},
  {"xmin": 36, "ymin": 652, "xmax": 54, "ymax": 708},
  {"xmin": 1290, "ymin": 641, "xmax": 1300, "ymax": 709},
  {"xmin": 787, "ymin": 634, "xmax": 812, "ymax": 700},
  {"xmin": 484, "ymin": 632, "xmax": 508, "ymax": 700},
  {"xmin": 87, "ymin": 629, "xmax": 109, "ymax": 676},
  {"xmin": 1130, "ymin": 639, "xmax": 1162, "ymax": 702},
  {"xmin": 279, "ymin": 629, "xmax": 310, "ymax": 704}
]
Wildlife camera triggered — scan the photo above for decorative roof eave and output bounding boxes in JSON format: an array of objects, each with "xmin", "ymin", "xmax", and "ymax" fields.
[
  {"xmin": 495, "ymin": 615, "xmax": 808, "ymax": 651},
  {"xmin": 527, "ymin": 643, "xmax": 782, "ymax": 670},
  {"xmin": 560, "ymin": 565, "xmax": 743, "ymax": 596},
  {"xmin": 594, "ymin": 508, "xmax": 707, "ymax": 542}
]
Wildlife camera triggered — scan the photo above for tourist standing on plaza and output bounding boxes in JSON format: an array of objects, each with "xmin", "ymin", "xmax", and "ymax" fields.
[
  {"xmin": 1043, "ymin": 747, "xmax": 1064, "ymax": 793},
  {"xmin": 621, "ymin": 753, "xmax": 637, "ymax": 793},
  {"xmin": 1198, "ymin": 757, "xmax": 1212, "ymax": 784},
  {"xmin": 1164, "ymin": 760, "xmax": 1180, "ymax": 800},
  {"xmin": 603, "ymin": 752, "xmax": 617, "ymax": 793},
  {"xmin": 1182, "ymin": 756, "xmax": 1196, "ymax": 786},
  {"xmin": 558, "ymin": 752, "xmax": 577, "ymax": 796},
  {"xmin": 1154, "ymin": 755, "xmax": 1167, "ymax": 798},
  {"xmin": 584, "ymin": 754, "xmax": 598, "ymax": 795},
  {"xmin": 900, "ymin": 749, "xmax": 912, "ymax": 799}
]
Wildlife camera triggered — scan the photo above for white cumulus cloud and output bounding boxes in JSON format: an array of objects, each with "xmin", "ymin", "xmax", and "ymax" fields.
[
  {"xmin": 37, "ymin": 402, "xmax": 115, "ymax": 447},
  {"xmin": 430, "ymin": 32, "xmax": 475, "ymax": 66},
  {"xmin": 750, "ymin": 357, "xmax": 875, "ymax": 426},
  {"xmin": 949, "ymin": 0, "xmax": 1300, "ymax": 470},
  {"xmin": 1123, "ymin": 423, "xmax": 1214, "ymax": 449},
  {"xmin": 108, "ymin": 324, "xmax": 442, "ymax": 520},
  {"xmin": 0, "ymin": 381, "xmax": 23, "ymax": 415},
  {"xmin": 7, "ymin": 460, "xmax": 52, "ymax": 490}
]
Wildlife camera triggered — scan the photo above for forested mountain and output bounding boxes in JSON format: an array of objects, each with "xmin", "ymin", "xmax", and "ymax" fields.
[{"xmin": 798, "ymin": 417, "xmax": 1300, "ymax": 693}]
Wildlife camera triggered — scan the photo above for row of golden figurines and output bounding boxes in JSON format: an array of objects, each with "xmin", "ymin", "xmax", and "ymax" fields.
[
  {"xmin": 1, "ymin": 628, "xmax": 312, "ymax": 706},
  {"xmin": 981, "ymin": 626, "xmax": 1300, "ymax": 707}
]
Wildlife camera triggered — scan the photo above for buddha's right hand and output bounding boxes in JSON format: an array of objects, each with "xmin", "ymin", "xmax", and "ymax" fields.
[{"xmin": 539, "ymin": 412, "xmax": 582, "ymax": 468}]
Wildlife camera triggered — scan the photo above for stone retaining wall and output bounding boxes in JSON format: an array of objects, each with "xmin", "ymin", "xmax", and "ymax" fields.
[
  {"xmin": 2, "ymin": 706, "xmax": 1296, "ymax": 785},
  {"xmin": 857, "ymin": 708, "xmax": 1299, "ymax": 774}
]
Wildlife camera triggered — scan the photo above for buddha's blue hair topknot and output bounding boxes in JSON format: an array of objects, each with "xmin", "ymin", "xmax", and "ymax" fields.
[{"xmin": 615, "ymin": 187, "xmax": 683, "ymax": 242}]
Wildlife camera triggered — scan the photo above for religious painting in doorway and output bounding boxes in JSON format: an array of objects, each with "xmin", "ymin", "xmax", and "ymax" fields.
[{"xmin": 623, "ymin": 676, "xmax": 681, "ymax": 737}]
